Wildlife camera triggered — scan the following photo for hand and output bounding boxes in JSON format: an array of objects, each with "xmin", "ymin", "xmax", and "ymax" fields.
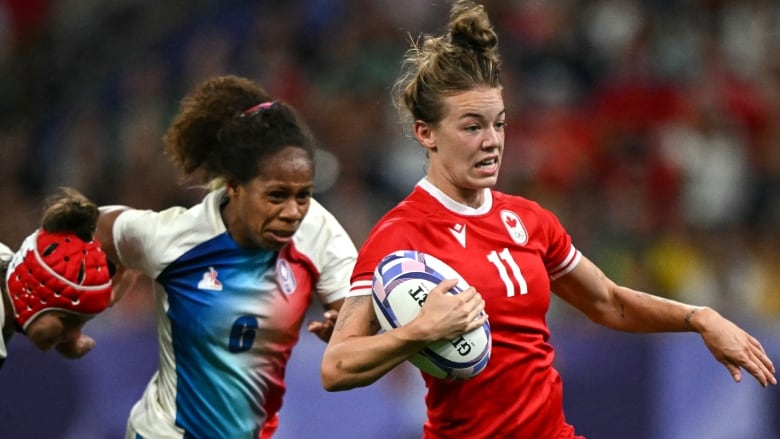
[
  {"xmin": 54, "ymin": 333, "xmax": 96, "ymax": 359},
  {"xmin": 308, "ymin": 309, "xmax": 340, "ymax": 342},
  {"xmin": 26, "ymin": 311, "xmax": 96, "ymax": 358},
  {"xmin": 413, "ymin": 279, "xmax": 487, "ymax": 342},
  {"xmin": 693, "ymin": 308, "xmax": 777, "ymax": 387}
]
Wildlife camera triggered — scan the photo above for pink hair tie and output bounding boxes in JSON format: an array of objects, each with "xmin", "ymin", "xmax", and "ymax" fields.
[{"xmin": 242, "ymin": 101, "xmax": 275, "ymax": 117}]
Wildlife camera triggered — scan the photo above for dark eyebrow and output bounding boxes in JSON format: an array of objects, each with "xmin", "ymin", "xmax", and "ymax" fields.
[{"xmin": 459, "ymin": 109, "xmax": 506, "ymax": 121}]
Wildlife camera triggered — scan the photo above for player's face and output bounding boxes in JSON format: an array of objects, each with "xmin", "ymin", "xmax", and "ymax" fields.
[
  {"xmin": 226, "ymin": 145, "xmax": 314, "ymax": 251},
  {"xmin": 422, "ymin": 87, "xmax": 505, "ymax": 206},
  {"xmin": 26, "ymin": 311, "xmax": 88, "ymax": 351}
]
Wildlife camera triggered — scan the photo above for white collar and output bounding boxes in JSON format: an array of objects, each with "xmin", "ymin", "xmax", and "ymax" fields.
[{"xmin": 417, "ymin": 178, "xmax": 492, "ymax": 216}]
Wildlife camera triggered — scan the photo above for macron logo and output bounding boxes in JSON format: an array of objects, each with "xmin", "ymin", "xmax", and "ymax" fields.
[
  {"xmin": 198, "ymin": 267, "xmax": 223, "ymax": 291},
  {"xmin": 448, "ymin": 224, "xmax": 467, "ymax": 248}
]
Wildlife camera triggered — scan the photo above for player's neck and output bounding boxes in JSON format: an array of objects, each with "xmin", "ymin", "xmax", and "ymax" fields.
[{"xmin": 425, "ymin": 177, "xmax": 485, "ymax": 209}]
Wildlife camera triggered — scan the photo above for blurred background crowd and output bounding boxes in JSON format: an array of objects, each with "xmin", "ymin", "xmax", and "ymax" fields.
[{"xmin": 0, "ymin": 0, "xmax": 778, "ymax": 438}]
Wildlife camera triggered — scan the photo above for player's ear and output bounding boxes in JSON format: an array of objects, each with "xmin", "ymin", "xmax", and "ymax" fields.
[
  {"xmin": 226, "ymin": 178, "xmax": 241, "ymax": 197},
  {"xmin": 413, "ymin": 120, "xmax": 437, "ymax": 152}
]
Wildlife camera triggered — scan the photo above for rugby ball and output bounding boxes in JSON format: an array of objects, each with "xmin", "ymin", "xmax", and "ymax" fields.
[{"xmin": 371, "ymin": 250, "xmax": 491, "ymax": 380}]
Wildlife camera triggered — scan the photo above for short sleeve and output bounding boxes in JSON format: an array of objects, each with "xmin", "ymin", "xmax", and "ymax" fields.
[
  {"xmin": 539, "ymin": 207, "xmax": 581, "ymax": 280},
  {"xmin": 291, "ymin": 199, "xmax": 357, "ymax": 305},
  {"xmin": 113, "ymin": 206, "xmax": 189, "ymax": 278}
]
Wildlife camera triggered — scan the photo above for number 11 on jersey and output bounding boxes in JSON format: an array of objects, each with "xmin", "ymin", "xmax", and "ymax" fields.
[{"xmin": 486, "ymin": 248, "xmax": 528, "ymax": 297}]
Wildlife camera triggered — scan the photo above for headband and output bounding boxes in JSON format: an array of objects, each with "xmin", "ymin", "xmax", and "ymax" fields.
[
  {"xmin": 5, "ymin": 229, "xmax": 112, "ymax": 331},
  {"xmin": 241, "ymin": 101, "xmax": 276, "ymax": 117}
]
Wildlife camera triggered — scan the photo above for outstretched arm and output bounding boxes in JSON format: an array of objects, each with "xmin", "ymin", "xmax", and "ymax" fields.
[{"xmin": 552, "ymin": 256, "xmax": 776, "ymax": 387}]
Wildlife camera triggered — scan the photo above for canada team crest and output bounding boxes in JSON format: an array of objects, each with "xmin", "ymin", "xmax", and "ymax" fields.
[
  {"xmin": 276, "ymin": 257, "xmax": 297, "ymax": 295},
  {"xmin": 500, "ymin": 210, "xmax": 528, "ymax": 245}
]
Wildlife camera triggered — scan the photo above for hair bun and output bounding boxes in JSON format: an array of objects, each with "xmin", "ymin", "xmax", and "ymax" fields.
[{"xmin": 448, "ymin": 1, "xmax": 498, "ymax": 53}]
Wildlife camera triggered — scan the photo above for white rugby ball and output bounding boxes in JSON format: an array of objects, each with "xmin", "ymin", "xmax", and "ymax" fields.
[{"xmin": 372, "ymin": 250, "xmax": 491, "ymax": 380}]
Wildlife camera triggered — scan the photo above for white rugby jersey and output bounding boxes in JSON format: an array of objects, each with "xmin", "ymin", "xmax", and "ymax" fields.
[{"xmin": 113, "ymin": 189, "xmax": 356, "ymax": 439}]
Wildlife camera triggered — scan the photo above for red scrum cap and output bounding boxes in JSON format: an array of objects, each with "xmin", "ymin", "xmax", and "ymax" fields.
[{"xmin": 5, "ymin": 229, "xmax": 112, "ymax": 331}]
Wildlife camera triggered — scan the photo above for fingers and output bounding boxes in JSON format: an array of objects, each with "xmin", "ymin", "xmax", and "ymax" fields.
[
  {"xmin": 748, "ymin": 336, "xmax": 776, "ymax": 375},
  {"xmin": 465, "ymin": 291, "xmax": 487, "ymax": 329},
  {"xmin": 307, "ymin": 323, "xmax": 323, "ymax": 339},
  {"xmin": 414, "ymin": 282, "xmax": 487, "ymax": 341},
  {"xmin": 744, "ymin": 348, "xmax": 777, "ymax": 387},
  {"xmin": 721, "ymin": 339, "xmax": 777, "ymax": 387},
  {"xmin": 308, "ymin": 320, "xmax": 333, "ymax": 334},
  {"xmin": 431, "ymin": 278, "xmax": 459, "ymax": 295},
  {"xmin": 702, "ymin": 317, "xmax": 777, "ymax": 387},
  {"xmin": 307, "ymin": 310, "xmax": 340, "ymax": 342},
  {"xmin": 724, "ymin": 361, "xmax": 742, "ymax": 383},
  {"xmin": 740, "ymin": 336, "xmax": 776, "ymax": 387},
  {"xmin": 452, "ymin": 286, "xmax": 487, "ymax": 334},
  {"xmin": 323, "ymin": 309, "xmax": 339, "ymax": 322},
  {"xmin": 55, "ymin": 334, "xmax": 96, "ymax": 359},
  {"xmin": 465, "ymin": 313, "xmax": 489, "ymax": 333}
]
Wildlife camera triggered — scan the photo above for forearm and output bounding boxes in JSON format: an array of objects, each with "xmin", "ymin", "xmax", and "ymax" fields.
[
  {"xmin": 556, "ymin": 257, "xmax": 775, "ymax": 386},
  {"xmin": 321, "ymin": 324, "xmax": 429, "ymax": 391},
  {"xmin": 321, "ymin": 294, "xmax": 440, "ymax": 391},
  {"xmin": 594, "ymin": 285, "xmax": 708, "ymax": 333},
  {"xmin": 322, "ymin": 283, "xmax": 487, "ymax": 390},
  {"xmin": 555, "ymin": 258, "xmax": 708, "ymax": 334}
]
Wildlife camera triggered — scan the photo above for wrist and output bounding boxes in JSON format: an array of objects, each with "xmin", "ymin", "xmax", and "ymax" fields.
[
  {"xmin": 402, "ymin": 319, "xmax": 435, "ymax": 344},
  {"xmin": 685, "ymin": 306, "xmax": 716, "ymax": 333}
]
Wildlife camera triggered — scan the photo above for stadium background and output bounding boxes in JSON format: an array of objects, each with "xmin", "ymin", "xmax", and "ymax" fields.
[{"xmin": 0, "ymin": 0, "xmax": 778, "ymax": 437}]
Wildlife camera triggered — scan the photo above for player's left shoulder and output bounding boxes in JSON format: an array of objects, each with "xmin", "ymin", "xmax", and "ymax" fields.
[
  {"xmin": 490, "ymin": 190, "xmax": 563, "ymax": 237},
  {"xmin": 491, "ymin": 190, "xmax": 546, "ymax": 214}
]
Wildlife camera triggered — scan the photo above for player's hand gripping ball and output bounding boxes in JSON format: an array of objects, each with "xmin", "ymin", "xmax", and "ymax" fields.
[{"xmin": 372, "ymin": 250, "xmax": 491, "ymax": 379}]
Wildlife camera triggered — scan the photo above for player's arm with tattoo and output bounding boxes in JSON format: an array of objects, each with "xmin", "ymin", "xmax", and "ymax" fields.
[
  {"xmin": 551, "ymin": 255, "xmax": 776, "ymax": 386},
  {"xmin": 322, "ymin": 295, "xmax": 419, "ymax": 390},
  {"xmin": 322, "ymin": 278, "xmax": 482, "ymax": 391}
]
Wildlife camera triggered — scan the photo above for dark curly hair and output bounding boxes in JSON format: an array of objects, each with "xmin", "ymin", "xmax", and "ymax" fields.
[{"xmin": 163, "ymin": 75, "xmax": 316, "ymax": 186}]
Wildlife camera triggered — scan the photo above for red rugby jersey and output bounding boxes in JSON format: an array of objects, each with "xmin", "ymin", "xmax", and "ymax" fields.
[{"xmin": 350, "ymin": 179, "xmax": 583, "ymax": 439}]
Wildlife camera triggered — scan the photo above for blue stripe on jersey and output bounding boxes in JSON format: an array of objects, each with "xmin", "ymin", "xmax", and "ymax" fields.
[{"xmin": 157, "ymin": 232, "xmax": 274, "ymax": 439}]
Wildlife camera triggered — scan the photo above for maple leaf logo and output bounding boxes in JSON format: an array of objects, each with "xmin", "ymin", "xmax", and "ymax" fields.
[{"xmin": 501, "ymin": 210, "xmax": 528, "ymax": 245}]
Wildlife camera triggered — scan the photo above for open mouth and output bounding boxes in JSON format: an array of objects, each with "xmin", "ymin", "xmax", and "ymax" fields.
[
  {"xmin": 266, "ymin": 229, "xmax": 297, "ymax": 244},
  {"xmin": 475, "ymin": 157, "xmax": 498, "ymax": 169}
]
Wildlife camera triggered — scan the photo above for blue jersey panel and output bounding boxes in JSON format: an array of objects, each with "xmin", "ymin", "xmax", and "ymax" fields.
[{"xmin": 158, "ymin": 232, "xmax": 274, "ymax": 438}]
